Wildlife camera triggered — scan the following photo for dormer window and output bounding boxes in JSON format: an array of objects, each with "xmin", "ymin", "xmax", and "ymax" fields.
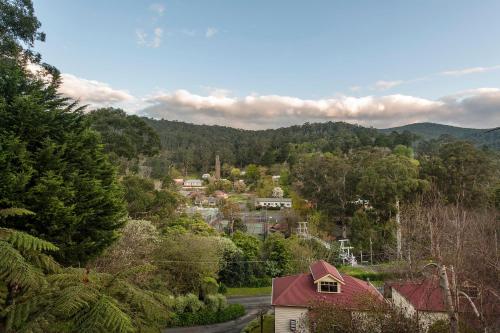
[{"xmin": 320, "ymin": 281, "xmax": 339, "ymax": 293}]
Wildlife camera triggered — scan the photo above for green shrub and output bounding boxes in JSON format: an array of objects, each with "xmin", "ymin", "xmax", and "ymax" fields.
[
  {"xmin": 205, "ymin": 294, "xmax": 228, "ymax": 312},
  {"xmin": 247, "ymin": 276, "xmax": 272, "ymax": 287},
  {"xmin": 185, "ymin": 293, "xmax": 204, "ymax": 312},
  {"xmin": 218, "ymin": 282, "xmax": 228, "ymax": 294},
  {"xmin": 170, "ymin": 304, "xmax": 245, "ymax": 327}
]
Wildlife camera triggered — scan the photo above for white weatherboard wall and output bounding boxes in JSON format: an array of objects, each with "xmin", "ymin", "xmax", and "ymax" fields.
[
  {"xmin": 274, "ymin": 306, "xmax": 308, "ymax": 333},
  {"xmin": 391, "ymin": 288, "xmax": 448, "ymax": 330}
]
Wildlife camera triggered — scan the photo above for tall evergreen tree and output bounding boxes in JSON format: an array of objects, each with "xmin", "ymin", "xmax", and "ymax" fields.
[{"xmin": 0, "ymin": 0, "xmax": 126, "ymax": 265}]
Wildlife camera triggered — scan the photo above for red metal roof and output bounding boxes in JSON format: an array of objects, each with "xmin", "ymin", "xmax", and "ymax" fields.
[
  {"xmin": 272, "ymin": 261, "xmax": 383, "ymax": 309},
  {"xmin": 390, "ymin": 277, "xmax": 446, "ymax": 312},
  {"xmin": 310, "ymin": 260, "xmax": 344, "ymax": 283}
]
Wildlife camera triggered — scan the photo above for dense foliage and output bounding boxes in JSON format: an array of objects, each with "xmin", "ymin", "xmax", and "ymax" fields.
[{"xmin": 143, "ymin": 118, "xmax": 417, "ymax": 172}]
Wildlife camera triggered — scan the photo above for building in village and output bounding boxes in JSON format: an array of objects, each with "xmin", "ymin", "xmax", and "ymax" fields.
[
  {"xmin": 255, "ymin": 197, "xmax": 292, "ymax": 209},
  {"xmin": 173, "ymin": 178, "xmax": 184, "ymax": 186},
  {"xmin": 183, "ymin": 179, "xmax": 203, "ymax": 187},
  {"xmin": 387, "ymin": 277, "xmax": 499, "ymax": 331},
  {"xmin": 388, "ymin": 278, "xmax": 449, "ymax": 329},
  {"xmin": 272, "ymin": 260, "xmax": 383, "ymax": 333}
]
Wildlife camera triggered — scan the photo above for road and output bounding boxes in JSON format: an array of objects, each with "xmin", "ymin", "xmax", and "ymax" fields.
[{"xmin": 162, "ymin": 296, "xmax": 271, "ymax": 333}]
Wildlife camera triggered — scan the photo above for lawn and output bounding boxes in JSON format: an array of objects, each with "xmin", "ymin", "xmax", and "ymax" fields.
[
  {"xmin": 226, "ymin": 286, "xmax": 272, "ymax": 297},
  {"xmin": 228, "ymin": 193, "xmax": 248, "ymax": 204},
  {"xmin": 243, "ymin": 314, "xmax": 274, "ymax": 333},
  {"xmin": 338, "ymin": 265, "xmax": 387, "ymax": 287}
]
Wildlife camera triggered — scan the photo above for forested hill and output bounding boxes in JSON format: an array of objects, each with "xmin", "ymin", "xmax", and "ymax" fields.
[
  {"xmin": 381, "ymin": 122, "xmax": 500, "ymax": 149},
  {"xmin": 142, "ymin": 118, "xmax": 416, "ymax": 171}
]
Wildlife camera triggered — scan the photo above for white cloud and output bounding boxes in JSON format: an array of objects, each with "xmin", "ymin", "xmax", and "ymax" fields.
[
  {"xmin": 49, "ymin": 68, "xmax": 500, "ymax": 129},
  {"xmin": 149, "ymin": 3, "xmax": 165, "ymax": 16},
  {"xmin": 440, "ymin": 65, "xmax": 500, "ymax": 76},
  {"xmin": 135, "ymin": 27, "xmax": 163, "ymax": 48},
  {"xmin": 58, "ymin": 73, "xmax": 135, "ymax": 108},
  {"xmin": 139, "ymin": 88, "xmax": 500, "ymax": 129},
  {"xmin": 374, "ymin": 80, "xmax": 404, "ymax": 91},
  {"xmin": 205, "ymin": 27, "xmax": 218, "ymax": 38}
]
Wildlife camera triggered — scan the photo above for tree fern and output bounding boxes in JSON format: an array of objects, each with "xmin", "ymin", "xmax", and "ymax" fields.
[
  {"xmin": 0, "ymin": 227, "xmax": 59, "ymax": 252},
  {"xmin": 1, "ymin": 208, "xmax": 171, "ymax": 332}
]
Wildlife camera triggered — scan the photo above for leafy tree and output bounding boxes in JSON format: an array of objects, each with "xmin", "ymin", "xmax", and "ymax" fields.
[
  {"xmin": 244, "ymin": 164, "xmax": 260, "ymax": 185},
  {"xmin": 0, "ymin": 0, "xmax": 45, "ymax": 60},
  {"xmin": 292, "ymin": 153, "xmax": 356, "ymax": 237},
  {"xmin": 357, "ymin": 153, "xmax": 426, "ymax": 259},
  {"xmin": 87, "ymin": 108, "xmax": 161, "ymax": 159},
  {"xmin": 421, "ymin": 141, "xmax": 499, "ymax": 207},
  {"xmin": 121, "ymin": 174, "xmax": 178, "ymax": 220},
  {"xmin": 262, "ymin": 233, "xmax": 292, "ymax": 276},
  {"xmin": 0, "ymin": 55, "xmax": 126, "ymax": 266}
]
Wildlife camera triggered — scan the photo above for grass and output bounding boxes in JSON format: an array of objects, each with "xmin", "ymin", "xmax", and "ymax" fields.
[
  {"xmin": 243, "ymin": 314, "xmax": 275, "ymax": 333},
  {"xmin": 338, "ymin": 265, "xmax": 387, "ymax": 287},
  {"xmin": 228, "ymin": 193, "xmax": 248, "ymax": 204},
  {"xmin": 226, "ymin": 286, "xmax": 272, "ymax": 297}
]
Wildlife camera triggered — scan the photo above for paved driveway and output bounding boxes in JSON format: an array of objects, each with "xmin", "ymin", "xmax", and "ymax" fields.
[{"xmin": 162, "ymin": 296, "xmax": 271, "ymax": 333}]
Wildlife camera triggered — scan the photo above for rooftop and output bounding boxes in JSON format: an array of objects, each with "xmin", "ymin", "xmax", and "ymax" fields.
[{"xmin": 272, "ymin": 261, "xmax": 383, "ymax": 309}]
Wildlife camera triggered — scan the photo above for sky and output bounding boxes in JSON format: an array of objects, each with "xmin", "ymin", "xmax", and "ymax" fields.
[{"xmin": 32, "ymin": 0, "xmax": 500, "ymax": 129}]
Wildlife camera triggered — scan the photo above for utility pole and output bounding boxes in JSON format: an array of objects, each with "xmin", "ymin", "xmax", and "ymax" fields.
[
  {"xmin": 369, "ymin": 237, "xmax": 373, "ymax": 265},
  {"xmin": 395, "ymin": 198, "xmax": 402, "ymax": 260}
]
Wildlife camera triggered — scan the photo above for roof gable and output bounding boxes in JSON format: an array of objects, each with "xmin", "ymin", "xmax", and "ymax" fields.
[{"xmin": 310, "ymin": 260, "xmax": 344, "ymax": 284}]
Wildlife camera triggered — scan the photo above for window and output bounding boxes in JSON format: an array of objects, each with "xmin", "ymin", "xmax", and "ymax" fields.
[
  {"xmin": 320, "ymin": 281, "xmax": 338, "ymax": 293},
  {"xmin": 290, "ymin": 319, "xmax": 297, "ymax": 332}
]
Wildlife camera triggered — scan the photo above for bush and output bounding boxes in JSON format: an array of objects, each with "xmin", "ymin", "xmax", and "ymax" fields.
[
  {"xmin": 218, "ymin": 282, "xmax": 228, "ymax": 294},
  {"xmin": 170, "ymin": 304, "xmax": 245, "ymax": 327},
  {"xmin": 205, "ymin": 294, "xmax": 228, "ymax": 312},
  {"xmin": 247, "ymin": 276, "xmax": 272, "ymax": 287}
]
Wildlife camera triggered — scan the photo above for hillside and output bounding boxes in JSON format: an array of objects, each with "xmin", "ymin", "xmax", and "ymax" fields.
[
  {"xmin": 381, "ymin": 122, "xmax": 500, "ymax": 149},
  {"xmin": 142, "ymin": 119, "xmax": 412, "ymax": 171}
]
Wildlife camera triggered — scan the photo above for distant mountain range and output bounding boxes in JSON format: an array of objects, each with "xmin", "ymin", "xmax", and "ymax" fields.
[{"xmin": 380, "ymin": 122, "xmax": 500, "ymax": 149}]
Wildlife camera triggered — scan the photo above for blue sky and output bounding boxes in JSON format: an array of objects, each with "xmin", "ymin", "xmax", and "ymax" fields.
[{"xmin": 33, "ymin": 0, "xmax": 500, "ymax": 129}]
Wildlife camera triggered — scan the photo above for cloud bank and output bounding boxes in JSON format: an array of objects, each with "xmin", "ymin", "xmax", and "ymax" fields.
[
  {"xmin": 140, "ymin": 89, "xmax": 500, "ymax": 129},
  {"xmin": 56, "ymin": 73, "xmax": 500, "ymax": 130}
]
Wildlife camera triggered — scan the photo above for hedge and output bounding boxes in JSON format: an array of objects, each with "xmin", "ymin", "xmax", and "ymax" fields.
[{"xmin": 169, "ymin": 303, "xmax": 245, "ymax": 327}]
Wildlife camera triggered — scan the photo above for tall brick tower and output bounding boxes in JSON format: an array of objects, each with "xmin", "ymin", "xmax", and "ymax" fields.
[{"xmin": 215, "ymin": 155, "xmax": 221, "ymax": 180}]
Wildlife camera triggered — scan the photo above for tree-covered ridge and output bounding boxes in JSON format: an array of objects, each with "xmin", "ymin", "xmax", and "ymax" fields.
[
  {"xmin": 142, "ymin": 118, "xmax": 417, "ymax": 171},
  {"xmin": 381, "ymin": 122, "xmax": 500, "ymax": 149}
]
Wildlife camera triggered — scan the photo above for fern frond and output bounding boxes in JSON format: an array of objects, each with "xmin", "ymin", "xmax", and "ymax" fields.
[
  {"xmin": 3, "ymin": 290, "xmax": 53, "ymax": 332},
  {"xmin": 24, "ymin": 251, "xmax": 61, "ymax": 274},
  {"xmin": 52, "ymin": 285, "xmax": 99, "ymax": 318},
  {"xmin": 0, "ymin": 228, "xmax": 59, "ymax": 252},
  {"xmin": 73, "ymin": 295, "xmax": 134, "ymax": 333},
  {"xmin": 0, "ymin": 208, "xmax": 35, "ymax": 218},
  {"xmin": 0, "ymin": 241, "xmax": 46, "ymax": 290},
  {"xmin": 47, "ymin": 271, "xmax": 87, "ymax": 287},
  {"xmin": 109, "ymin": 279, "xmax": 167, "ymax": 323}
]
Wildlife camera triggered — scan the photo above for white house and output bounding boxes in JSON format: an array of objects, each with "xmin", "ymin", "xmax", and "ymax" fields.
[
  {"xmin": 388, "ymin": 278, "xmax": 451, "ymax": 330},
  {"xmin": 272, "ymin": 260, "xmax": 383, "ymax": 333},
  {"xmin": 255, "ymin": 198, "xmax": 292, "ymax": 209},
  {"xmin": 183, "ymin": 179, "xmax": 203, "ymax": 187}
]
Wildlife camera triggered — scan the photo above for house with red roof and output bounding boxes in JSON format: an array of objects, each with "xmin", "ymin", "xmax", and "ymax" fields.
[
  {"xmin": 272, "ymin": 260, "xmax": 383, "ymax": 333},
  {"xmin": 388, "ymin": 278, "xmax": 449, "ymax": 329},
  {"xmin": 388, "ymin": 277, "xmax": 500, "ymax": 331}
]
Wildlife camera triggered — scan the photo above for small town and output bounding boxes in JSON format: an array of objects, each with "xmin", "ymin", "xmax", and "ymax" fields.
[{"xmin": 1, "ymin": 1, "xmax": 499, "ymax": 333}]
